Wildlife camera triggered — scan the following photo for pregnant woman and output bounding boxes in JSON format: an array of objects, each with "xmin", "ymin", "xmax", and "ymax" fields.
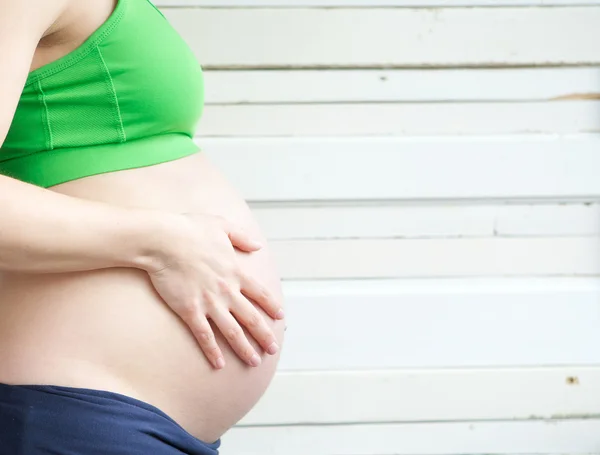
[{"xmin": 0, "ymin": 0, "xmax": 286, "ymax": 453}]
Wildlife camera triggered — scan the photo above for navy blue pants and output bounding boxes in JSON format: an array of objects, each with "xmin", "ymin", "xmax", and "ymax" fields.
[{"xmin": 0, "ymin": 383, "xmax": 220, "ymax": 454}]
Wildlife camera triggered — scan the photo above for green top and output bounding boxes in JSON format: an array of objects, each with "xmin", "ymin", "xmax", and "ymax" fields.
[{"xmin": 0, "ymin": 0, "xmax": 204, "ymax": 187}]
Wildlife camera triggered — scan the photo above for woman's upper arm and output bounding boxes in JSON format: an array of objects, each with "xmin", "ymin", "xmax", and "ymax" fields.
[{"xmin": 0, "ymin": 0, "xmax": 65, "ymax": 147}]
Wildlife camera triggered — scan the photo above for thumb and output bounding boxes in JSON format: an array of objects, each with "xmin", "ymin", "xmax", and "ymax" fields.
[{"xmin": 222, "ymin": 221, "xmax": 263, "ymax": 252}]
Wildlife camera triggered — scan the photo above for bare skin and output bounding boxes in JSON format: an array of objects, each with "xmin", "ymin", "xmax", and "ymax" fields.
[{"xmin": 0, "ymin": 0, "xmax": 285, "ymax": 442}]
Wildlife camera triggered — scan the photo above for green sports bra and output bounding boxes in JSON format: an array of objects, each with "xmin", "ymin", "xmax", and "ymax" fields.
[{"xmin": 0, "ymin": 0, "xmax": 204, "ymax": 188}]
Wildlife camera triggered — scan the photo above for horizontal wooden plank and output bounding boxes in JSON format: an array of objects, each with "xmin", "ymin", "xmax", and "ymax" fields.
[
  {"xmin": 160, "ymin": 0, "xmax": 600, "ymax": 5},
  {"xmin": 204, "ymin": 68, "xmax": 600, "ymax": 103},
  {"xmin": 495, "ymin": 203, "xmax": 600, "ymax": 237},
  {"xmin": 200, "ymin": 136, "xmax": 600, "ymax": 202},
  {"xmin": 224, "ymin": 420, "xmax": 600, "ymax": 455},
  {"xmin": 199, "ymin": 102, "xmax": 600, "ymax": 137},
  {"xmin": 239, "ymin": 367, "xmax": 600, "ymax": 425},
  {"xmin": 252, "ymin": 203, "xmax": 600, "ymax": 240},
  {"xmin": 272, "ymin": 237, "xmax": 599, "ymax": 279},
  {"xmin": 278, "ymin": 278, "xmax": 600, "ymax": 370},
  {"xmin": 164, "ymin": 8, "xmax": 600, "ymax": 67}
]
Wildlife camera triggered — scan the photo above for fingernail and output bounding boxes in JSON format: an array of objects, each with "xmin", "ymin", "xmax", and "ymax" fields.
[
  {"xmin": 215, "ymin": 357, "xmax": 225, "ymax": 369},
  {"xmin": 266, "ymin": 342, "xmax": 279, "ymax": 355},
  {"xmin": 276, "ymin": 309, "xmax": 285, "ymax": 319},
  {"xmin": 250, "ymin": 354, "xmax": 262, "ymax": 367}
]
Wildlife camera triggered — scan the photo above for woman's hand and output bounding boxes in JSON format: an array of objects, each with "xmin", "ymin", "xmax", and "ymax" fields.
[{"xmin": 144, "ymin": 213, "xmax": 284, "ymax": 370}]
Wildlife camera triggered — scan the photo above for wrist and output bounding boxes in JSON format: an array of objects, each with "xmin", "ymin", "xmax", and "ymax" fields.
[{"xmin": 124, "ymin": 209, "xmax": 180, "ymax": 273}]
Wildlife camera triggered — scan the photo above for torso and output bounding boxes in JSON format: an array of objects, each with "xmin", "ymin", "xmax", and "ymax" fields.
[{"xmin": 0, "ymin": 0, "xmax": 285, "ymax": 443}]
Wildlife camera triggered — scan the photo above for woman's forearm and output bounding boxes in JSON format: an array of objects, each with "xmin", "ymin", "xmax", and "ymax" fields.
[{"xmin": 0, "ymin": 174, "xmax": 163, "ymax": 274}]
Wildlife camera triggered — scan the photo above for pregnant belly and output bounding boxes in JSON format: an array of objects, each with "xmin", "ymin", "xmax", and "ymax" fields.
[{"xmin": 0, "ymin": 152, "xmax": 285, "ymax": 442}]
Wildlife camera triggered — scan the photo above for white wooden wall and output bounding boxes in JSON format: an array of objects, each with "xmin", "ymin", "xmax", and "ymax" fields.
[{"xmin": 156, "ymin": 1, "xmax": 600, "ymax": 453}]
